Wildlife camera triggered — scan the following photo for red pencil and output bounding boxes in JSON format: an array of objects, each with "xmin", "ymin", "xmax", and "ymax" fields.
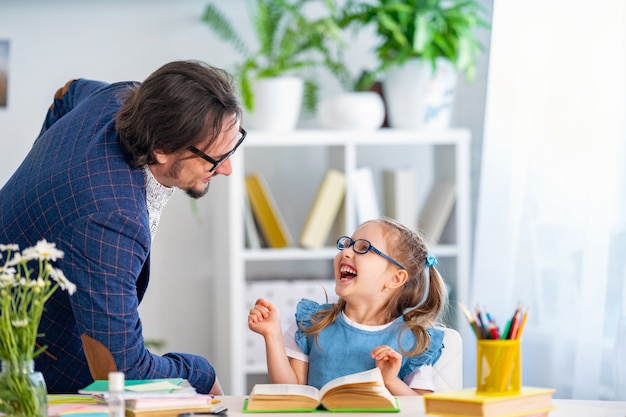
[
  {"xmin": 515, "ymin": 308, "xmax": 529, "ymax": 339},
  {"xmin": 508, "ymin": 306, "xmax": 523, "ymax": 339},
  {"xmin": 489, "ymin": 321, "xmax": 500, "ymax": 339}
]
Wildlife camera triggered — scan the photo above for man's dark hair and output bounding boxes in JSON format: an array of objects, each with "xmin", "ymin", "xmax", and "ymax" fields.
[{"xmin": 116, "ymin": 60, "xmax": 242, "ymax": 167}]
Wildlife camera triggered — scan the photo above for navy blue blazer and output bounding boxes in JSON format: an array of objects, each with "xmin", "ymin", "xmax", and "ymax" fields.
[{"xmin": 0, "ymin": 79, "xmax": 216, "ymax": 394}]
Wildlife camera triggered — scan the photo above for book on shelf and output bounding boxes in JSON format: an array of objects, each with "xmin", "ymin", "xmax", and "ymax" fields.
[
  {"xmin": 423, "ymin": 386, "xmax": 556, "ymax": 417},
  {"xmin": 243, "ymin": 367, "xmax": 399, "ymax": 413},
  {"xmin": 299, "ymin": 169, "xmax": 346, "ymax": 249},
  {"xmin": 383, "ymin": 168, "xmax": 417, "ymax": 230},
  {"xmin": 417, "ymin": 180, "xmax": 456, "ymax": 245},
  {"xmin": 350, "ymin": 167, "xmax": 381, "ymax": 224},
  {"xmin": 243, "ymin": 190, "xmax": 263, "ymax": 249},
  {"xmin": 245, "ymin": 172, "xmax": 292, "ymax": 248},
  {"xmin": 125, "ymin": 394, "xmax": 227, "ymax": 417}
]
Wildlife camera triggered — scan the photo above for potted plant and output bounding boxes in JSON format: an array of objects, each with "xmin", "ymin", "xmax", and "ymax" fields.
[
  {"xmin": 339, "ymin": 0, "xmax": 490, "ymax": 129},
  {"xmin": 202, "ymin": 0, "xmax": 350, "ymax": 131},
  {"xmin": 0, "ymin": 240, "xmax": 76, "ymax": 417}
]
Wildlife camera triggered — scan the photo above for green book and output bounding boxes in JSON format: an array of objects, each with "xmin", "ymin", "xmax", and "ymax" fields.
[{"xmin": 79, "ymin": 378, "xmax": 195, "ymax": 398}]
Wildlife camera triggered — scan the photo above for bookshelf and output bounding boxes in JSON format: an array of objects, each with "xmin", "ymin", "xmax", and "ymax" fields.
[{"xmin": 210, "ymin": 129, "xmax": 471, "ymax": 395}]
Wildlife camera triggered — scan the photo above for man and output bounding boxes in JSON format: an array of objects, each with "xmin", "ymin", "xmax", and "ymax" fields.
[{"xmin": 0, "ymin": 60, "xmax": 244, "ymax": 394}]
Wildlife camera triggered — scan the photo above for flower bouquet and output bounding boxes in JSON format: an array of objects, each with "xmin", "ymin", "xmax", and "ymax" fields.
[{"xmin": 0, "ymin": 240, "xmax": 76, "ymax": 417}]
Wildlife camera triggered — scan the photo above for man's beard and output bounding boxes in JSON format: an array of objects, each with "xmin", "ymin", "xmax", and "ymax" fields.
[
  {"xmin": 168, "ymin": 159, "xmax": 210, "ymax": 199},
  {"xmin": 186, "ymin": 182, "xmax": 210, "ymax": 199}
]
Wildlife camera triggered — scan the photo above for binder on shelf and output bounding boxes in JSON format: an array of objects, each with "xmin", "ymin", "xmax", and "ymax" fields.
[
  {"xmin": 299, "ymin": 169, "xmax": 346, "ymax": 249},
  {"xmin": 351, "ymin": 167, "xmax": 381, "ymax": 224},
  {"xmin": 245, "ymin": 172, "xmax": 292, "ymax": 248},
  {"xmin": 243, "ymin": 191, "xmax": 263, "ymax": 249},
  {"xmin": 383, "ymin": 168, "xmax": 417, "ymax": 230},
  {"xmin": 417, "ymin": 180, "xmax": 456, "ymax": 245}
]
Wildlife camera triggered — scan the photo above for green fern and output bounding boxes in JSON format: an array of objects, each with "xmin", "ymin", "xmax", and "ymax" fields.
[
  {"xmin": 202, "ymin": 4, "xmax": 248, "ymax": 55},
  {"xmin": 202, "ymin": 0, "xmax": 350, "ymax": 112},
  {"xmin": 339, "ymin": 0, "xmax": 490, "ymax": 87}
]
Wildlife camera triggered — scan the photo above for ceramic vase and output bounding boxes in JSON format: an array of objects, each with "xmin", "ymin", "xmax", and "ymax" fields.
[
  {"xmin": 244, "ymin": 76, "xmax": 304, "ymax": 132},
  {"xmin": 317, "ymin": 91, "xmax": 385, "ymax": 130},
  {"xmin": 384, "ymin": 58, "xmax": 458, "ymax": 129}
]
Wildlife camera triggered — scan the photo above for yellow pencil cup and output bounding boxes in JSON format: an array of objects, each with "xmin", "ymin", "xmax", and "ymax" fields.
[{"xmin": 476, "ymin": 339, "xmax": 521, "ymax": 395}]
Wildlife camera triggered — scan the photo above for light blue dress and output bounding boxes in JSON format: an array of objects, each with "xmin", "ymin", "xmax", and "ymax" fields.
[{"xmin": 293, "ymin": 299, "xmax": 444, "ymax": 389}]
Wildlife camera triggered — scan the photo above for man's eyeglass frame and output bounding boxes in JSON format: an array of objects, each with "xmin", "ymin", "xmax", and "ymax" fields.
[
  {"xmin": 336, "ymin": 236, "xmax": 406, "ymax": 270},
  {"xmin": 187, "ymin": 127, "xmax": 247, "ymax": 173}
]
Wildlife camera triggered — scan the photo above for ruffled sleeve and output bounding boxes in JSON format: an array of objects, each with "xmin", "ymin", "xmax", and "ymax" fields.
[
  {"xmin": 293, "ymin": 299, "xmax": 330, "ymax": 355},
  {"xmin": 399, "ymin": 327, "xmax": 445, "ymax": 379}
]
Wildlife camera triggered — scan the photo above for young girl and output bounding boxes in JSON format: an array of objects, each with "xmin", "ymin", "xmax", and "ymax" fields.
[{"xmin": 248, "ymin": 218, "xmax": 448, "ymax": 396}]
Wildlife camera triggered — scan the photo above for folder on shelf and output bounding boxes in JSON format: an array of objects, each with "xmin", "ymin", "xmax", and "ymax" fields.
[
  {"xmin": 383, "ymin": 168, "xmax": 417, "ymax": 230},
  {"xmin": 417, "ymin": 180, "xmax": 456, "ymax": 245},
  {"xmin": 299, "ymin": 169, "xmax": 346, "ymax": 249},
  {"xmin": 245, "ymin": 172, "xmax": 292, "ymax": 248},
  {"xmin": 351, "ymin": 167, "xmax": 381, "ymax": 224},
  {"xmin": 243, "ymin": 191, "xmax": 263, "ymax": 249}
]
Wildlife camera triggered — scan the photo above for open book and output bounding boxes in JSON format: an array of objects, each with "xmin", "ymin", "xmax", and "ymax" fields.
[{"xmin": 243, "ymin": 368, "xmax": 399, "ymax": 413}]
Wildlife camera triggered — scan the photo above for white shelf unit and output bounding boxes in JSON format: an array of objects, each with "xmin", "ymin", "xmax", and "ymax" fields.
[{"xmin": 210, "ymin": 128, "xmax": 471, "ymax": 395}]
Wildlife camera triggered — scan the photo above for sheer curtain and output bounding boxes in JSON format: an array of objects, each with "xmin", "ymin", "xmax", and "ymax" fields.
[{"xmin": 471, "ymin": 1, "xmax": 626, "ymax": 400}]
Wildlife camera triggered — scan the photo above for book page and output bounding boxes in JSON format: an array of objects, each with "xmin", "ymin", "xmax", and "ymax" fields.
[
  {"xmin": 251, "ymin": 383, "xmax": 321, "ymax": 401},
  {"xmin": 319, "ymin": 368, "xmax": 382, "ymax": 397}
]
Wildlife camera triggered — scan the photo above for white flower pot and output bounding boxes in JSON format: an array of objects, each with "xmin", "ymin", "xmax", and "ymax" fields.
[
  {"xmin": 244, "ymin": 76, "xmax": 303, "ymax": 132},
  {"xmin": 384, "ymin": 58, "xmax": 458, "ymax": 129},
  {"xmin": 317, "ymin": 91, "xmax": 385, "ymax": 130}
]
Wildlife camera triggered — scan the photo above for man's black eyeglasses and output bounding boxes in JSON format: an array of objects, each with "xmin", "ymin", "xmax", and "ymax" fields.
[
  {"xmin": 187, "ymin": 127, "xmax": 247, "ymax": 173},
  {"xmin": 336, "ymin": 236, "xmax": 405, "ymax": 270}
]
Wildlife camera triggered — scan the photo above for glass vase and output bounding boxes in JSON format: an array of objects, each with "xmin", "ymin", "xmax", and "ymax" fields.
[{"xmin": 0, "ymin": 359, "xmax": 48, "ymax": 417}]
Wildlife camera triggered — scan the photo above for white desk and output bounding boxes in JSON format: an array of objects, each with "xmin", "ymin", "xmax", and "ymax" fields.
[{"xmin": 215, "ymin": 395, "xmax": 626, "ymax": 417}]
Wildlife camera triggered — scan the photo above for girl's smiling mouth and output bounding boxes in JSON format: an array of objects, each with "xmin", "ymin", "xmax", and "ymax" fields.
[{"xmin": 339, "ymin": 264, "xmax": 357, "ymax": 281}]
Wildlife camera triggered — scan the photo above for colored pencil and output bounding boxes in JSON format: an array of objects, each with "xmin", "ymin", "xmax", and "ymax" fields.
[{"xmin": 515, "ymin": 308, "xmax": 529, "ymax": 339}]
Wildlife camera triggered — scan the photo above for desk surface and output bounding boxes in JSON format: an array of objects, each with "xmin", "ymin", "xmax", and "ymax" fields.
[{"xmin": 215, "ymin": 395, "xmax": 626, "ymax": 417}]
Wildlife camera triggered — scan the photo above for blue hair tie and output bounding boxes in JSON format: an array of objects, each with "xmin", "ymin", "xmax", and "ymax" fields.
[{"xmin": 425, "ymin": 254, "xmax": 438, "ymax": 267}]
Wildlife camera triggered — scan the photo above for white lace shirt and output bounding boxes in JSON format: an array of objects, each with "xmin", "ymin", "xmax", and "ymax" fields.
[{"xmin": 143, "ymin": 165, "xmax": 175, "ymax": 240}]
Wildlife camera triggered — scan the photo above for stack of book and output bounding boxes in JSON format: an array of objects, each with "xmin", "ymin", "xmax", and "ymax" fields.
[
  {"xmin": 78, "ymin": 378, "xmax": 227, "ymax": 417},
  {"xmin": 423, "ymin": 386, "xmax": 556, "ymax": 417},
  {"xmin": 124, "ymin": 395, "xmax": 225, "ymax": 417}
]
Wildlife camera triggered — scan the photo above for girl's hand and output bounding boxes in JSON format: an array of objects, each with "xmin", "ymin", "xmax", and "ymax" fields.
[
  {"xmin": 248, "ymin": 298, "xmax": 281, "ymax": 336},
  {"xmin": 371, "ymin": 345, "xmax": 402, "ymax": 381}
]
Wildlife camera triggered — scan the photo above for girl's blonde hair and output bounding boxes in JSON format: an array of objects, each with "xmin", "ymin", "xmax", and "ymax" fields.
[{"xmin": 303, "ymin": 218, "xmax": 448, "ymax": 356}]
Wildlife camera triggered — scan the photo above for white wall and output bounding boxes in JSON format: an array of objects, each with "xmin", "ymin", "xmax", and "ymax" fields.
[
  {"xmin": 0, "ymin": 0, "xmax": 491, "ymax": 375},
  {"xmin": 0, "ymin": 0, "xmax": 244, "ymax": 359}
]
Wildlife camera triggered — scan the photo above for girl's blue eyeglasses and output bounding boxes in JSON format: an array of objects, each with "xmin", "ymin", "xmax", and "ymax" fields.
[{"xmin": 336, "ymin": 236, "xmax": 405, "ymax": 270}]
